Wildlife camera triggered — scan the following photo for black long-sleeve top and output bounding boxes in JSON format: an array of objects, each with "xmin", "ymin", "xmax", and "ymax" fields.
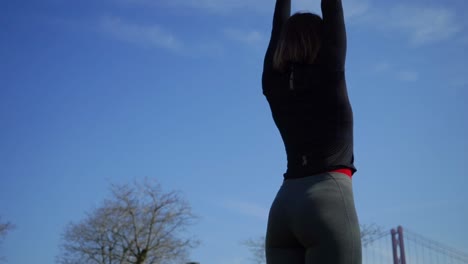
[{"xmin": 262, "ymin": 0, "xmax": 356, "ymax": 179}]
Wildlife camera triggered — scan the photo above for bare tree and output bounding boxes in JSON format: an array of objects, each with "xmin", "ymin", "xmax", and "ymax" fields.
[
  {"xmin": 0, "ymin": 220, "xmax": 13, "ymax": 241},
  {"xmin": 57, "ymin": 180, "xmax": 198, "ymax": 264},
  {"xmin": 360, "ymin": 223, "xmax": 386, "ymax": 248},
  {"xmin": 244, "ymin": 224, "xmax": 385, "ymax": 264},
  {"xmin": 0, "ymin": 217, "xmax": 14, "ymax": 262},
  {"xmin": 242, "ymin": 237, "xmax": 265, "ymax": 264}
]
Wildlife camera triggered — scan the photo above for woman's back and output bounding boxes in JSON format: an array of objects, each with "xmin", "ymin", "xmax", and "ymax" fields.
[
  {"xmin": 262, "ymin": 0, "xmax": 355, "ymax": 179},
  {"xmin": 263, "ymin": 2, "xmax": 362, "ymax": 264},
  {"xmin": 263, "ymin": 63, "xmax": 355, "ymax": 178}
]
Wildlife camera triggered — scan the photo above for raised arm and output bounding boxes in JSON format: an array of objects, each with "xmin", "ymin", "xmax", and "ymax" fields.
[
  {"xmin": 264, "ymin": 0, "xmax": 291, "ymax": 71},
  {"xmin": 321, "ymin": 0, "xmax": 347, "ymax": 70}
]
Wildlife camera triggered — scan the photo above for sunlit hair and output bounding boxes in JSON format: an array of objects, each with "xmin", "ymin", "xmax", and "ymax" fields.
[{"xmin": 273, "ymin": 12, "xmax": 323, "ymax": 72}]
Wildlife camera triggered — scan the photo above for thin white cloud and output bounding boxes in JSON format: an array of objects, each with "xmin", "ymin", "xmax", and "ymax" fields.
[
  {"xmin": 451, "ymin": 78, "xmax": 468, "ymax": 89},
  {"xmin": 372, "ymin": 62, "xmax": 419, "ymax": 82},
  {"xmin": 99, "ymin": 16, "xmax": 183, "ymax": 52},
  {"xmin": 373, "ymin": 62, "xmax": 391, "ymax": 73},
  {"xmin": 461, "ymin": 36, "xmax": 468, "ymax": 44},
  {"xmin": 129, "ymin": 0, "xmax": 268, "ymax": 13},
  {"xmin": 224, "ymin": 29, "xmax": 265, "ymax": 46},
  {"xmin": 397, "ymin": 70, "xmax": 419, "ymax": 82},
  {"xmin": 223, "ymin": 200, "xmax": 269, "ymax": 221},
  {"xmin": 294, "ymin": 0, "xmax": 370, "ymax": 19},
  {"xmin": 373, "ymin": 5, "xmax": 463, "ymax": 46},
  {"xmin": 390, "ymin": 6, "xmax": 462, "ymax": 46},
  {"xmin": 344, "ymin": 0, "xmax": 370, "ymax": 19},
  {"xmin": 120, "ymin": 0, "xmax": 370, "ymax": 19},
  {"xmin": 113, "ymin": 1, "xmax": 463, "ymax": 48},
  {"xmin": 374, "ymin": 199, "xmax": 452, "ymax": 218}
]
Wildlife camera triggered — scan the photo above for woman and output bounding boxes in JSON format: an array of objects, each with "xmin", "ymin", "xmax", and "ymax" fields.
[{"xmin": 262, "ymin": 0, "xmax": 361, "ymax": 263}]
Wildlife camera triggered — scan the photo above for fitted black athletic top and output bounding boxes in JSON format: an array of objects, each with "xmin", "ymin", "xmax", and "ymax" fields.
[{"xmin": 262, "ymin": 0, "xmax": 356, "ymax": 179}]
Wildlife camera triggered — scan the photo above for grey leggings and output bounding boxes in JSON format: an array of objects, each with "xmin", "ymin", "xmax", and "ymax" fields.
[{"xmin": 265, "ymin": 172, "xmax": 362, "ymax": 264}]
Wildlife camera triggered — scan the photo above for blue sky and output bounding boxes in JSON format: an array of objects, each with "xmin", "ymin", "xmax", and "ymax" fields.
[{"xmin": 1, "ymin": 0, "xmax": 467, "ymax": 263}]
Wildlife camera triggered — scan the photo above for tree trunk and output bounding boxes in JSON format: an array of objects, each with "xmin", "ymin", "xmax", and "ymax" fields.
[{"xmin": 135, "ymin": 249, "xmax": 148, "ymax": 264}]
